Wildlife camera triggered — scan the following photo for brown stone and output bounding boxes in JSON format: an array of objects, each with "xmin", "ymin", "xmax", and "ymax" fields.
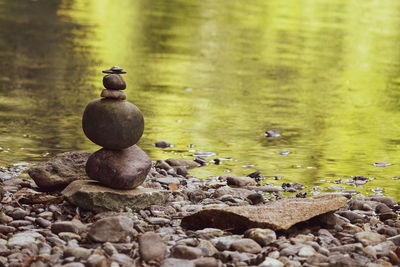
[
  {"xmin": 28, "ymin": 152, "xmax": 91, "ymax": 190},
  {"xmin": 165, "ymin": 158, "xmax": 201, "ymax": 169},
  {"xmin": 181, "ymin": 194, "xmax": 347, "ymax": 232},
  {"xmin": 100, "ymin": 89, "xmax": 126, "ymax": 100},
  {"xmin": 226, "ymin": 176, "xmax": 258, "ymax": 187},
  {"xmin": 82, "ymin": 98, "xmax": 144, "ymax": 150},
  {"xmin": 138, "ymin": 232, "xmax": 166, "ymax": 262},
  {"xmin": 103, "ymin": 74, "xmax": 126, "ymax": 90},
  {"xmin": 88, "ymin": 216, "xmax": 135, "ymax": 243},
  {"xmin": 86, "ymin": 145, "xmax": 151, "ymax": 189}
]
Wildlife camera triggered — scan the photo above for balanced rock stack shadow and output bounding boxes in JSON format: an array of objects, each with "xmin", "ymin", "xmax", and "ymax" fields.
[{"xmin": 82, "ymin": 66, "xmax": 151, "ymax": 189}]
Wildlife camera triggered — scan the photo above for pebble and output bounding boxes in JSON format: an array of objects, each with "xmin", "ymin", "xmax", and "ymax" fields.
[
  {"xmin": 0, "ymin": 225, "xmax": 16, "ymax": 234},
  {"xmin": 193, "ymin": 257, "xmax": 220, "ymax": 267},
  {"xmin": 88, "ymin": 216, "xmax": 135, "ymax": 243},
  {"xmin": 102, "ymin": 242, "xmax": 118, "ymax": 256},
  {"xmin": 230, "ymin": 238, "xmax": 262, "ymax": 253},
  {"xmin": 10, "ymin": 208, "xmax": 28, "ymax": 219},
  {"xmin": 0, "ymin": 212, "xmax": 12, "ymax": 223},
  {"xmin": 195, "ymin": 228, "xmax": 224, "ymax": 240},
  {"xmin": 63, "ymin": 246, "xmax": 92, "ymax": 260},
  {"xmin": 156, "ymin": 177, "xmax": 181, "ymax": 185},
  {"xmin": 246, "ymin": 193, "xmax": 264, "ymax": 205},
  {"xmin": 35, "ymin": 218, "xmax": 51, "ymax": 228},
  {"xmin": 171, "ymin": 245, "xmax": 203, "ymax": 259},
  {"xmin": 213, "ymin": 236, "xmax": 240, "ymax": 251},
  {"xmin": 51, "ymin": 220, "xmax": 86, "ymax": 234},
  {"xmin": 37, "ymin": 211, "xmax": 53, "ymax": 219},
  {"xmin": 110, "ymin": 253, "xmax": 135, "ymax": 266},
  {"xmin": 161, "ymin": 258, "xmax": 195, "ymax": 267},
  {"xmin": 259, "ymin": 257, "xmax": 284, "ymax": 267},
  {"xmin": 86, "ymin": 254, "xmax": 108, "ymax": 267},
  {"xmin": 388, "ymin": 234, "xmax": 400, "ymax": 245},
  {"xmin": 9, "ymin": 220, "xmax": 31, "ymax": 227},
  {"xmin": 244, "ymin": 228, "xmax": 276, "ymax": 246},
  {"xmin": 154, "ymin": 141, "xmax": 173, "ymax": 148},
  {"xmin": 7, "ymin": 231, "xmax": 44, "ymax": 248},
  {"xmin": 138, "ymin": 232, "xmax": 166, "ymax": 261},
  {"xmin": 298, "ymin": 245, "xmax": 316, "ymax": 257},
  {"xmin": 198, "ymin": 239, "xmax": 218, "ymax": 256},
  {"xmin": 58, "ymin": 232, "xmax": 81, "ymax": 241},
  {"xmin": 355, "ymin": 231, "xmax": 386, "ymax": 246}
]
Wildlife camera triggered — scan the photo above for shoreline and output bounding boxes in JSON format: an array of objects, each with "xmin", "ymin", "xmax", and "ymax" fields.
[{"xmin": 0, "ymin": 154, "xmax": 399, "ymax": 266}]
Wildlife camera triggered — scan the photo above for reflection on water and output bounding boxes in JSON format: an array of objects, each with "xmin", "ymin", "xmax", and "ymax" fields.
[{"xmin": 0, "ymin": 0, "xmax": 400, "ymax": 199}]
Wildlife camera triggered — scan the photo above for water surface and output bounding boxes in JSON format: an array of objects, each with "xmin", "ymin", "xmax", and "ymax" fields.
[{"xmin": 1, "ymin": 0, "xmax": 400, "ymax": 199}]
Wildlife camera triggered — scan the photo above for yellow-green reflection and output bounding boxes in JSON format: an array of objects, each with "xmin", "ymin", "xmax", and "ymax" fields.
[{"xmin": 1, "ymin": 0, "xmax": 400, "ymax": 199}]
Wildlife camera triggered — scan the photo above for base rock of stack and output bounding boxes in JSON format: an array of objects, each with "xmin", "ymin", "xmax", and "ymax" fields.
[
  {"xmin": 86, "ymin": 145, "xmax": 151, "ymax": 189},
  {"xmin": 62, "ymin": 180, "xmax": 169, "ymax": 212}
]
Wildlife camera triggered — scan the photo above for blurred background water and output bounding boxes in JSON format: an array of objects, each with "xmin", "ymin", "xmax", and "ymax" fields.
[{"xmin": 0, "ymin": 0, "xmax": 400, "ymax": 198}]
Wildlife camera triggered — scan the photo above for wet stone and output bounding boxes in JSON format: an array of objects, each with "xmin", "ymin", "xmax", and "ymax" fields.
[
  {"xmin": 166, "ymin": 158, "xmax": 200, "ymax": 169},
  {"xmin": 226, "ymin": 175, "xmax": 258, "ymax": 187},
  {"xmin": 154, "ymin": 141, "xmax": 173, "ymax": 148}
]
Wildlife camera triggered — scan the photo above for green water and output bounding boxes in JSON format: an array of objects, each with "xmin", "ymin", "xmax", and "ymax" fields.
[{"xmin": 1, "ymin": 0, "xmax": 400, "ymax": 199}]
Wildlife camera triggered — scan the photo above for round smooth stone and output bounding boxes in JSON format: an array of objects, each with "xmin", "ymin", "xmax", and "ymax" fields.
[
  {"xmin": 101, "ymin": 89, "xmax": 126, "ymax": 100},
  {"xmin": 86, "ymin": 145, "xmax": 151, "ymax": 189},
  {"xmin": 82, "ymin": 98, "xmax": 144, "ymax": 149},
  {"xmin": 103, "ymin": 74, "xmax": 126, "ymax": 90}
]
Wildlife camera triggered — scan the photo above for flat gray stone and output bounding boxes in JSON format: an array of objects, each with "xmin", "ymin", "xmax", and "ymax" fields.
[
  {"xmin": 181, "ymin": 194, "xmax": 347, "ymax": 232},
  {"xmin": 62, "ymin": 180, "xmax": 170, "ymax": 212}
]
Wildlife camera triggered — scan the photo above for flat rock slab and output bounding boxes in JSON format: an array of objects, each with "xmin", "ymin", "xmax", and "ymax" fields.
[
  {"xmin": 62, "ymin": 180, "xmax": 170, "ymax": 212},
  {"xmin": 28, "ymin": 152, "xmax": 91, "ymax": 190},
  {"xmin": 181, "ymin": 194, "xmax": 347, "ymax": 232}
]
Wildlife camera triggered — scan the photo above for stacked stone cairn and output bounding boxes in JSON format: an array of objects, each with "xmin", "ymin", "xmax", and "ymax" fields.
[{"xmin": 82, "ymin": 66, "xmax": 151, "ymax": 189}]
